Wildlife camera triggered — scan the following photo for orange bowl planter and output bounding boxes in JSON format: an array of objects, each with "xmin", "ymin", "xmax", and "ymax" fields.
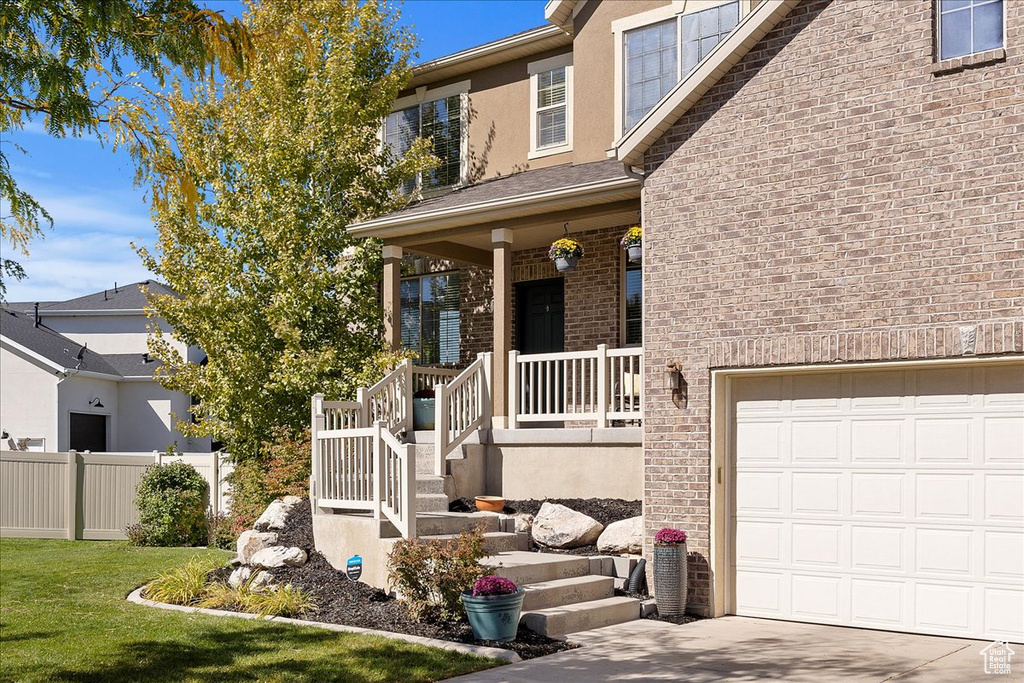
[{"xmin": 474, "ymin": 496, "xmax": 505, "ymax": 512}]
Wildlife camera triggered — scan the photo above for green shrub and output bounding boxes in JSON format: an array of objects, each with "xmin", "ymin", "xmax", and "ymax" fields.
[
  {"xmin": 387, "ymin": 526, "xmax": 488, "ymax": 623},
  {"xmin": 206, "ymin": 511, "xmax": 236, "ymax": 550},
  {"xmin": 240, "ymin": 581, "xmax": 315, "ymax": 618},
  {"xmin": 228, "ymin": 428, "xmax": 310, "ymax": 533},
  {"xmin": 131, "ymin": 461, "xmax": 209, "ymax": 546},
  {"xmin": 143, "ymin": 556, "xmax": 220, "ymax": 605}
]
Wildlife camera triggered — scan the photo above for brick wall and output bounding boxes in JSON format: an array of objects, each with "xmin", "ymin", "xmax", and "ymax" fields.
[{"xmin": 641, "ymin": 0, "xmax": 1024, "ymax": 613}]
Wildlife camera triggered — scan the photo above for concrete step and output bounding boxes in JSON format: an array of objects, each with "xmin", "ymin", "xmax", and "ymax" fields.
[
  {"xmin": 416, "ymin": 493, "xmax": 450, "ymax": 513},
  {"xmin": 521, "ymin": 575, "xmax": 615, "ymax": 611},
  {"xmin": 420, "ymin": 531, "xmax": 519, "ymax": 554},
  {"xmin": 414, "ymin": 512, "xmax": 500, "ymax": 536},
  {"xmin": 520, "ymin": 596, "xmax": 641, "ymax": 637},
  {"xmin": 482, "ymin": 551, "xmax": 590, "ymax": 586},
  {"xmin": 413, "ymin": 443, "xmax": 436, "ymax": 475},
  {"xmin": 415, "ymin": 476, "xmax": 446, "ymax": 495}
]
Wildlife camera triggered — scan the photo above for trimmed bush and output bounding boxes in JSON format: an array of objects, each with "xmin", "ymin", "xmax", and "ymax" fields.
[
  {"xmin": 130, "ymin": 461, "xmax": 208, "ymax": 546},
  {"xmin": 387, "ymin": 526, "xmax": 488, "ymax": 623},
  {"xmin": 227, "ymin": 428, "xmax": 310, "ymax": 533}
]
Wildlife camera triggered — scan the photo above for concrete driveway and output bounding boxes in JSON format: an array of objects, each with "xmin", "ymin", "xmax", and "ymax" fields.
[{"xmin": 445, "ymin": 617, "xmax": 1005, "ymax": 682}]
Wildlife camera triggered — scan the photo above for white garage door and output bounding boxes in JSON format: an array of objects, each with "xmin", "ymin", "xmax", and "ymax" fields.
[{"xmin": 730, "ymin": 362, "xmax": 1024, "ymax": 642}]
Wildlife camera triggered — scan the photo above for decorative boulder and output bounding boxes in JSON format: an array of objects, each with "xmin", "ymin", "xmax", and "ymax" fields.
[
  {"xmin": 229, "ymin": 566, "xmax": 275, "ymax": 591},
  {"xmin": 597, "ymin": 516, "xmax": 643, "ymax": 554},
  {"xmin": 532, "ymin": 502, "xmax": 604, "ymax": 549},
  {"xmin": 513, "ymin": 513, "xmax": 534, "ymax": 534},
  {"xmin": 250, "ymin": 546, "xmax": 308, "ymax": 569},
  {"xmin": 236, "ymin": 530, "xmax": 279, "ymax": 564},
  {"xmin": 254, "ymin": 496, "xmax": 303, "ymax": 531}
]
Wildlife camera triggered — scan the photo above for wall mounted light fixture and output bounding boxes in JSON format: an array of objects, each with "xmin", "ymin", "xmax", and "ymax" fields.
[
  {"xmin": 664, "ymin": 361, "xmax": 687, "ymax": 407},
  {"xmin": 88, "ymin": 397, "xmax": 104, "ymax": 408}
]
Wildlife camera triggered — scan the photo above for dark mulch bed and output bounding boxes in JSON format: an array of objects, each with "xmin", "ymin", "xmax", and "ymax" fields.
[
  {"xmin": 450, "ymin": 497, "xmax": 642, "ymax": 557},
  {"xmin": 220, "ymin": 498, "xmax": 576, "ymax": 660}
]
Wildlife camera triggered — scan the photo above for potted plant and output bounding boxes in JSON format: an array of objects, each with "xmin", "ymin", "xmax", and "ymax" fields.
[
  {"xmin": 621, "ymin": 225, "xmax": 642, "ymax": 263},
  {"xmin": 653, "ymin": 527, "xmax": 687, "ymax": 616},
  {"xmin": 548, "ymin": 237, "xmax": 584, "ymax": 273},
  {"xmin": 461, "ymin": 575, "xmax": 524, "ymax": 642},
  {"xmin": 412, "ymin": 387, "xmax": 435, "ymax": 430}
]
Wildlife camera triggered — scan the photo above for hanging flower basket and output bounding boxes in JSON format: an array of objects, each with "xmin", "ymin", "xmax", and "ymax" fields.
[
  {"xmin": 549, "ymin": 238, "xmax": 584, "ymax": 273},
  {"xmin": 653, "ymin": 527, "xmax": 687, "ymax": 616},
  {"xmin": 462, "ymin": 576, "xmax": 524, "ymax": 642},
  {"xmin": 621, "ymin": 225, "xmax": 642, "ymax": 264}
]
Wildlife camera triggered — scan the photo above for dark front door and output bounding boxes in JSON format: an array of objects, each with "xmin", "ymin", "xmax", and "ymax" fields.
[
  {"xmin": 69, "ymin": 413, "xmax": 106, "ymax": 452},
  {"xmin": 515, "ymin": 278, "xmax": 564, "ymax": 354}
]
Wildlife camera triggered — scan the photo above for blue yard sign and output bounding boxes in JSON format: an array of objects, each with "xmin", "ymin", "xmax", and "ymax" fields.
[{"xmin": 346, "ymin": 555, "xmax": 362, "ymax": 581}]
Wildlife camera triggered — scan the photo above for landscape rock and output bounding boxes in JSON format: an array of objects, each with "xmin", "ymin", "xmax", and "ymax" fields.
[
  {"xmin": 514, "ymin": 513, "xmax": 534, "ymax": 534},
  {"xmin": 251, "ymin": 545, "xmax": 308, "ymax": 569},
  {"xmin": 532, "ymin": 502, "xmax": 604, "ymax": 549},
  {"xmin": 597, "ymin": 516, "xmax": 643, "ymax": 554},
  {"xmin": 228, "ymin": 566, "xmax": 275, "ymax": 591},
  {"xmin": 254, "ymin": 496, "xmax": 303, "ymax": 531},
  {"xmin": 236, "ymin": 530, "xmax": 279, "ymax": 564}
]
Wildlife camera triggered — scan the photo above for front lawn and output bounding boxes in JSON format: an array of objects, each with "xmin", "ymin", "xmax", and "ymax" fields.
[{"xmin": 0, "ymin": 538, "xmax": 499, "ymax": 683}]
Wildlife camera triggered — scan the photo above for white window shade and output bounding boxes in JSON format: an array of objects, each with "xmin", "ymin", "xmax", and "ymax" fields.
[{"xmin": 528, "ymin": 53, "xmax": 573, "ymax": 159}]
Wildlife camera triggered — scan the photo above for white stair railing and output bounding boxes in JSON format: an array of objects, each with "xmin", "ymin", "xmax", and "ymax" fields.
[
  {"xmin": 434, "ymin": 352, "xmax": 492, "ymax": 476},
  {"xmin": 377, "ymin": 423, "xmax": 416, "ymax": 539},
  {"xmin": 359, "ymin": 360, "xmax": 411, "ymax": 433},
  {"xmin": 508, "ymin": 345, "xmax": 643, "ymax": 428}
]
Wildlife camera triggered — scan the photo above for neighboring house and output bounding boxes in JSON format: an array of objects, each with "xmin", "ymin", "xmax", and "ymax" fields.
[
  {"xmin": 312, "ymin": 0, "xmax": 1023, "ymax": 645},
  {"xmin": 1, "ymin": 281, "xmax": 212, "ymax": 453}
]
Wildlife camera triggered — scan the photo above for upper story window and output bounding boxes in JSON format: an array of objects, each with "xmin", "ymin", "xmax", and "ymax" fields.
[
  {"xmin": 529, "ymin": 54, "xmax": 573, "ymax": 159},
  {"xmin": 401, "ymin": 272, "xmax": 460, "ymax": 365},
  {"xmin": 620, "ymin": 1, "xmax": 740, "ymax": 134},
  {"xmin": 385, "ymin": 82, "xmax": 468, "ymax": 194},
  {"xmin": 937, "ymin": 0, "xmax": 1004, "ymax": 60}
]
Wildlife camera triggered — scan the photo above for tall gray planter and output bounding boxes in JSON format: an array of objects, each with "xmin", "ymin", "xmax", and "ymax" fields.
[{"xmin": 653, "ymin": 542, "xmax": 687, "ymax": 616}]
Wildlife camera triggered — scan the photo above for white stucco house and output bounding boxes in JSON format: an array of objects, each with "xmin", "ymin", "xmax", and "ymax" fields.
[{"xmin": 0, "ymin": 281, "xmax": 211, "ymax": 453}]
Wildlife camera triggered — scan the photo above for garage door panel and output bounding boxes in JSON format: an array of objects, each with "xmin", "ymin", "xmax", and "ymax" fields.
[
  {"xmin": 851, "ymin": 472, "xmax": 905, "ymax": 517},
  {"xmin": 984, "ymin": 475, "xmax": 1024, "ymax": 523},
  {"xmin": 851, "ymin": 525, "xmax": 905, "ymax": 571},
  {"xmin": 851, "ymin": 419, "xmax": 905, "ymax": 462},
  {"xmin": 731, "ymin": 362, "xmax": 1024, "ymax": 643},
  {"xmin": 915, "ymin": 474, "xmax": 972, "ymax": 520},
  {"xmin": 985, "ymin": 588, "xmax": 1024, "ymax": 640},
  {"xmin": 792, "ymin": 472, "xmax": 841, "ymax": 514}
]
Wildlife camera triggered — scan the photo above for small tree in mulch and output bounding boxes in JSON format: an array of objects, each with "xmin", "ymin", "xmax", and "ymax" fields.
[{"xmin": 387, "ymin": 527, "xmax": 489, "ymax": 624}]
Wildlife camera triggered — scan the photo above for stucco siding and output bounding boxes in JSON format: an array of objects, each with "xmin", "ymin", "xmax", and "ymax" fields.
[
  {"xmin": 640, "ymin": 0, "xmax": 1024, "ymax": 613},
  {"xmin": 0, "ymin": 345, "xmax": 58, "ymax": 450}
]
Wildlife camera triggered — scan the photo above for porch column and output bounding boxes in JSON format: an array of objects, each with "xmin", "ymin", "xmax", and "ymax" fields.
[
  {"xmin": 382, "ymin": 244, "xmax": 402, "ymax": 352},
  {"xmin": 491, "ymin": 228, "xmax": 513, "ymax": 428}
]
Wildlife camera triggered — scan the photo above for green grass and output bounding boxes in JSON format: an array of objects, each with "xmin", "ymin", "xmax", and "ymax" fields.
[{"xmin": 0, "ymin": 538, "xmax": 500, "ymax": 683}]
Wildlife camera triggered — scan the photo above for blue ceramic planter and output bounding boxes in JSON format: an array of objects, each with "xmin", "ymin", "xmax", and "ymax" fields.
[
  {"xmin": 412, "ymin": 398, "xmax": 435, "ymax": 430},
  {"xmin": 461, "ymin": 589, "xmax": 525, "ymax": 642}
]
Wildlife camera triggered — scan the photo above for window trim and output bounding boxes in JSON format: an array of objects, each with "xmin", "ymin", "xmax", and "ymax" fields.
[
  {"xmin": 935, "ymin": 0, "xmax": 1006, "ymax": 62},
  {"xmin": 400, "ymin": 269, "xmax": 462, "ymax": 366},
  {"xmin": 382, "ymin": 80, "xmax": 471, "ymax": 195},
  {"xmin": 528, "ymin": 53, "xmax": 574, "ymax": 160},
  {"xmin": 612, "ymin": 0, "xmax": 748, "ymax": 138}
]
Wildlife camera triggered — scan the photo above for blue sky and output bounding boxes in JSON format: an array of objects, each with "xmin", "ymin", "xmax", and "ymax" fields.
[{"xmin": 5, "ymin": 0, "xmax": 547, "ymax": 303}]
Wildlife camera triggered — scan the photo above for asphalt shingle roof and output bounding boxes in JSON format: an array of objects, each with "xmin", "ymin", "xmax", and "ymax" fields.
[
  {"xmin": 103, "ymin": 353, "xmax": 162, "ymax": 378},
  {"xmin": 36, "ymin": 280, "xmax": 176, "ymax": 312},
  {"xmin": 0, "ymin": 310, "xmax": 120, "ymax": 377},
  {"xmin": 379, "ymin": 159, "xmax": 633, "ymax": 221}
]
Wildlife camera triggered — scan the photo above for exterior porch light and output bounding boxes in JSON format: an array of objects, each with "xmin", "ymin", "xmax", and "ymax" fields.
[
  {"xmin": 664, "ymin": 361, "xmax": 686, "ymax": 407},
  {"xmin": 88, "ymin": 397, "xmax": 104, "ymax": 408}
]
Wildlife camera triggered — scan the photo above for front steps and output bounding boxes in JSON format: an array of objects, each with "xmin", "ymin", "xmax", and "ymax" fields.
[{"xmin": 483, "ymin": 550, "xmax": 641, "ymax": 637}]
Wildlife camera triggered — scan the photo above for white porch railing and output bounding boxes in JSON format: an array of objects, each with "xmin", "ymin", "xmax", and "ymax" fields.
[
  {"xmin": 310, "ymin": 413, "xmax": 416, "ymax": 539},
  {"xmin": 434, "ymin": 352, "xmax": 492, "ymax": 476},
  {"xmin": 508, "ymin": 344, "xmax": 643, "ymax": 428}
]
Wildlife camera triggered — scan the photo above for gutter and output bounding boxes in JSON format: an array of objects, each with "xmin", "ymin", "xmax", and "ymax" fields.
[
  {"xmin": 349, "ymin": 174, "xmax": 641, "ymax": 239},
  {"xmin": 409, "ymin": 25, "xmax": 569, "ymax": 83},
  {"xmin": 35, "ymin": 309, "xmax": 147, "ymax": 316}
]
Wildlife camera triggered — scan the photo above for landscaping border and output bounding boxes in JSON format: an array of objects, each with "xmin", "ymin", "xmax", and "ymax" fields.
[{"xmin": 126, "ymin": 587, "xmax": 521, "ymax": 664}]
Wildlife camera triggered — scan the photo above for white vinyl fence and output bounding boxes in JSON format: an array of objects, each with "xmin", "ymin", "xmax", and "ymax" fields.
[{"xmin": 0, "ymin": 450, "xmax": 231, "ymax": 540}]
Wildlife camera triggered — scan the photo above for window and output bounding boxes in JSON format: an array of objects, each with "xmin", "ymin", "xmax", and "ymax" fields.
[
  {"xmin": 624, "ymin": 262, "xmax": 642, "ymax": 346},
  {"xmin": 681, "ymin": 2, "xmax": 739, "ymax": 75},
  {"xmin": 621, "ymin": 1, "xmax": 740, "ymax": 133},
  {"xmin": 401, "ymin": 273, "xmax": 460, "ymax": 365},
  {"xmin": 937, "ymin": 0, "xmax": 1003, "ymax": 60},
  {"xmin": 385, "ymin": 91, "xmax": 464, "ymax": 193},
  {"xmin": 529, "ymin": 54, "xmax": 573, "ymax": 158}
]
